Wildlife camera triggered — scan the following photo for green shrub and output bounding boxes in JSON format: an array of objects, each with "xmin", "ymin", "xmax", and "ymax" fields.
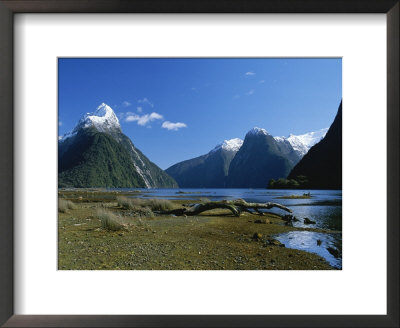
[
  {"xmin": 58, "ymin": 199, "xmax": 76, "ymax": 213},
  {"xmin": 97, "ymin": 209, "xmax": 125, "ymax": 231}
]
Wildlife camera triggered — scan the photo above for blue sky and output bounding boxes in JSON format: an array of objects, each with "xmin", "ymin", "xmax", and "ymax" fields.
[{"xmin": 58, "ymin": 58, "xmax": 341, "ymax": 169}]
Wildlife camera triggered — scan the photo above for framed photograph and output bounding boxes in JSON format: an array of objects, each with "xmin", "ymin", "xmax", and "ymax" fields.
[
  {"xmin": 57, "ymin": 57, "xmax": 343, "ymax": 271},
  {"xmin": 0, "ymin": 0, "xmax": 398, "ymax": 327}
]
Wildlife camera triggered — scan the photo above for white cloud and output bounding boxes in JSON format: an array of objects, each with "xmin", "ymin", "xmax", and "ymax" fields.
[
  {"xmin": 162, "ymin": 121, "xmax": 187, "ymax": 131},
  {"xmin": 233, "ymin": 94, "xmax": 240, "ymax": 99},
  {"xmin": 137, "ymin": 106, "xmax": 143, "ymax": 113},
  {"xmin": 122, "ymin": 101, "xmax": 131, "ymax": 107},
  {"xmin": 259, "ymin": 80, "xmax": 265, "ymax": 83},
  {"xmin": 58, "ymin": 121, "xmax": 63, "ymax": 126},
  {"xmin": 125, "ymin": 112, "xmax": 163, "ymax": 126},
  {"xmin": 58, "ymin": 136, "xmax": 63, "ymax": 140},
  {"xmin": 137, "ymin": 97, "xmax": 154, "ymax": 108},
  {"xmin": 246, "ymin": 89, "xmax": 255, "ymax": 96},
  {"xmin": 245, "ymin": 71, "xmax": 255, "ymax": 77},
  {"xmin": 125, "ymin": 115, "xmax": 139, "ymax": 122}
]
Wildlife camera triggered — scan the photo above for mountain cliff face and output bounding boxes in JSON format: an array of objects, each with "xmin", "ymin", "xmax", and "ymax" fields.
[
  {"xmin": 287, "ymin": 102, "xmax": 342, "ymax": 189},
  {"xmin": 166, "ymin": 138, "xmax": 243, "ymax": 188},
  {"xmin": 58, "ymin": 103, "xmax": 178, "ymax": 188},
  {"xmin": 227, "ymin": 128, "xmax": 300, "ymax": 188}
]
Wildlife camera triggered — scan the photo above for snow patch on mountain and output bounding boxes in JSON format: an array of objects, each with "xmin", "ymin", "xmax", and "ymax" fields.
[
  {"xmin": 211, "ymin": 138, "xmax": 243, "ymax": 153},
  {"xmin": 60, "ymin": 103, "xmax": 121, "ymax": 141},
  {"xmin": 246, "ymin": 127, "xmax": 269, "ymax": 137},
  {"xmin": 275, "ymin": 128, "xmax": 328, "ymax": 157},
  {"xmin": 83, "ymin": 103, "xmax": 121, "ymax": 131}
]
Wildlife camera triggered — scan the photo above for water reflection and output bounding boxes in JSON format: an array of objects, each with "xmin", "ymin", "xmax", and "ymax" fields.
[
  {"xmin": 276, "ymin": 231, "xmax": 342, "ymax": 269},
  {"xmin": 288, "ymin": 206, "xmax": 342, "ymax": 230}
]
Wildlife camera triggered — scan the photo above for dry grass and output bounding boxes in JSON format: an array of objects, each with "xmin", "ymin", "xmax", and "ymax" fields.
[
  {"xmin": 117, "ymin": 196, "xmax": 142, "ymax": 209},
  {"xmin": 96, "ymin": 209, "xmax": 126, "ymax": 231},
  {"xmin": 129, "ymin": 206, "xmax": 154, "ymax": 218},
  {"xmin": 117, "ymin": 196, "xmax": 173, "ymax": 212},
  {"xmin": 146, "ymin": 199, "xmax": 174, "ymax": 211},
  {"xmin": 58, "ymin": 199, "xmax": 76, "ymax": 213}
]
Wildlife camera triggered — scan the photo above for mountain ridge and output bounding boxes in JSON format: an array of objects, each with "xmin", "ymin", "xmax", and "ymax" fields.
[
  {"xmin": 166, "ymin": 138, "xmax": 241, "ymax": 188},
  {"xmin": 166, "ymin": 126, "xmax": 327, "ymax": 188},
  {"xmin": 227, "ymin": 128, "xmax": 299, "ymax": 188},
  {"xmin": 58, "ymin": 103, "xmax": 178, "ymax": 188}
]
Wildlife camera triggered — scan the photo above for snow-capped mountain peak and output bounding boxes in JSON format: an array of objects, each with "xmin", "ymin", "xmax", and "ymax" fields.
[
  {"xmin": 274, "ymin": 128, "xmax": 328, "ymax": 157},
  {"xmin": 60, "ymin": 103, "xmax": 121, "ymax": 141},
  {"xmin": 246, "ymin": 127, "xmax": 269, "ymax": 137},
  {"xmin": 211, "ymin": 138, "xmax": 243, "ymax": 153},
  {"xmin": 82, "ymin": 103, "xmax": 120, "ymax": 131}
]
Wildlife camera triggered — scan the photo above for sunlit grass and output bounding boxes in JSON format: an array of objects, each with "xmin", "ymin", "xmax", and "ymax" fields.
[
  {"xmin": 58, "ymin": 199, "xmax": 76, "ymax": 213},
  {"xmin": 116, "ymin": 196, "xmax": 173, "ymax": 212},
  {"xmin": 97, "ymin": 209, "xmax": 125, "ymax": 231}
]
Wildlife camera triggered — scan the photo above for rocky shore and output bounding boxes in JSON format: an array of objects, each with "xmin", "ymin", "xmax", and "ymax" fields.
[{"xmin": 58, "ymin": 189, "xmax": 337, "ymax": 270}]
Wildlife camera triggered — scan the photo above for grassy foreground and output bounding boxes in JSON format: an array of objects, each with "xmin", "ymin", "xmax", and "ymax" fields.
[{"xmin": 58, "ymin": 189, "xmax": 336, "ymax": 270}]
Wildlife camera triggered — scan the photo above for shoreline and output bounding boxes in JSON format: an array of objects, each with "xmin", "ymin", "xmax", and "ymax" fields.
[{"xmin": 58, "ymin": 189, "xmax": 340, "ymax": 270}]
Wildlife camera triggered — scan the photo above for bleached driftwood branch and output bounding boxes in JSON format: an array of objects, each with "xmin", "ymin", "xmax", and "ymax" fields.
[{"xmin": 157, "ymin": 199, "xmax": 292, "ymax": 217}]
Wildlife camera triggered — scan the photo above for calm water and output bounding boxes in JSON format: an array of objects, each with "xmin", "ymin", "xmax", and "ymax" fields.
[{"xmin": 111, "ymin": 188, "xmax": 342, "ymax": 269}]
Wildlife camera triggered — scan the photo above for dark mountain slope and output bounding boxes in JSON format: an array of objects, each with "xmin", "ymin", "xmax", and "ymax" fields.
[
  {"xmin": 287, "ymin": 102, "xmax": 342, "ymax": 189},
  {"xmin": 227, "ymin": 128, "xmax": 298, "ymax": 188},
  {"xmin": 166, "ymin": 147, "xmax": 237, "ymax": 188},
  {"xmin": 59, "ymin": 128, "xmax": 146, "ymax": 188},
  {"xmin": 118, "ymin": 133, "xmax": 178, "ymax": 188}
]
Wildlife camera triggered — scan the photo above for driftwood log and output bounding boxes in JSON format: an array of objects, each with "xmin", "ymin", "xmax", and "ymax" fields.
[{"xmin": 157, "ymin": 199, "xmax": 292, "ymax": 217}]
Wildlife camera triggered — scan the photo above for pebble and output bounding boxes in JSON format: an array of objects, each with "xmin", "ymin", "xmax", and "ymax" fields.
[{"xmin": 252, "ymin": 232, "xmax": 263, "ymax": 241}]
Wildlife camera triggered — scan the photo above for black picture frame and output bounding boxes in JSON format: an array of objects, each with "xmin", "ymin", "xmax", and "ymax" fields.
[{"xmin": 0, "ymin": 0, "xmax": 398, "ymax": 327}]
